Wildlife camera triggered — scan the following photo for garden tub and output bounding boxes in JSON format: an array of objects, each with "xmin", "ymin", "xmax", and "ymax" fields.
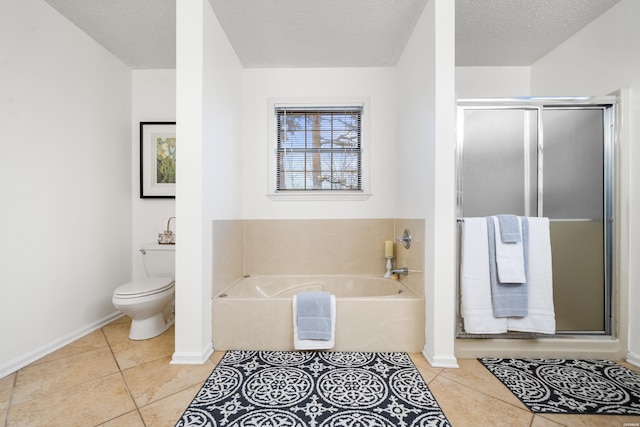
[{"xmin": 212, "ymin": 275, "xmax": 425, "ymax": 352}]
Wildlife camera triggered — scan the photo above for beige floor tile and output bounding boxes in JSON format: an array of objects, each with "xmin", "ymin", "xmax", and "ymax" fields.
[
  {"xmin": 440, "ymin": 358, "xmax": 528, "ymax": 410},
  {"xmin": 103, "ymin": 314, "xmax": 131, "ymax": 331},
  {"xmin": 11, "ymin": 346, "xmax": 119, "ymax": 405},
  {"xmin": 619, "ymin": 359, "xmax": 640, "ymax": 373},
  {"xmin": 122, "ymin": 355, "xmax": 215, "ymax": 407},
  {"xmin": 531, "ymin": 415, "xmax": 566, "ymax": 426},
  {"xmin": 429, "ymin": 374, "xmax": 534, "ymax": 427},
  {"xmin": 106, "ymin": 323, "xmax": 175, "ymax": 370},
  {"xmin": 409, "ymin": 353, "xmax": 444, "ymax": 383},
  {"xmin": 101, "ymin": 315, "xmax": 132, "ymax": 345},
  {"xmin": 7, "ymin": 314, "xmax": 640, "ymax": 427},
  {"xmin": 98, "ymin": 410, "xmax": 146, "ymax": 427},
  {"xmin": 140, "ymin": 383, "xmax": 204, "ymax": 427},
  {"xmin": 7, "ymin": 372, "xmax": 135, "ymax": 427},
  {"xmin": 0, "ymin": 372, "xmax": 15, "ymax": 411},
  {"xmin": 209, "ymin": 350, "xmax": 225, "ymax": 366},
  {"xmin": 537, "ymin": 413, "xmax": 640, "ymax": 427},
  {"xmin": 31, "ymin": 329, "xmax": 109, "ymax": 366}
]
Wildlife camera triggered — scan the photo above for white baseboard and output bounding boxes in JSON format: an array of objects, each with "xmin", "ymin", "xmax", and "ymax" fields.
[
  {"xmin": 627, "ymin": 351, "xmax": 640, "ymax": 368},
  {"xmin": 422, "ymin": 345, "xmax": 459, "ymax": 368},
  {"xmin": 0, "ymin": 312, "xmax": 123, "ymax": 380},
  {"xmin": 171, "ymin": 342, "xmax": 214, "ymax": 365}
]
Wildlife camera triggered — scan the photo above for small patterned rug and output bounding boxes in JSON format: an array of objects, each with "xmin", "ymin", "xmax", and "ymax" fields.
[
  {"xmin": 479, "ymin": 358, "xmax": 640, "ymax": 415},
  {"xmin": 176, "ymin": 350, "xmax": 451, "ymax": 426}
]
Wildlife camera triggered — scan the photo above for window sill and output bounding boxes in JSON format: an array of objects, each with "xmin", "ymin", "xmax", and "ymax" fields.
[{"xmin": 267, "ymin": 192, "xmax": 372, "ymax": 201}]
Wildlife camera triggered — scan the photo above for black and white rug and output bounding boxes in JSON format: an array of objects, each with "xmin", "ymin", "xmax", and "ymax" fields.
[
  {"xmin": 479, "ymin": 358, "xmax": 640, "ymax": 415},
  {"xmin": 176, "ymin": 350, "xmax": 451, "ymax": 426}
]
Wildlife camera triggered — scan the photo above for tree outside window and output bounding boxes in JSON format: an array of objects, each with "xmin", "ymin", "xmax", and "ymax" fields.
[{"xmin": 276, "ymin": 106, "xmax": 363, "ymax": 191}]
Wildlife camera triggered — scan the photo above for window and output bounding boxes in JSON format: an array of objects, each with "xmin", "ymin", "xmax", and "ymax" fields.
[{"xmin": 275, "ymin": 105, "xmax": 363, "ymax": 192}]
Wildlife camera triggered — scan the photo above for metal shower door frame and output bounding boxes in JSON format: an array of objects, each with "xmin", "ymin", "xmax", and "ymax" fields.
[{"xmin": 455, "ymin": 96, "xmax": 617, "ymax": 338}]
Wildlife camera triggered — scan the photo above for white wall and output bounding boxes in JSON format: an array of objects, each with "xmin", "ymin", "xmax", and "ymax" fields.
[
  {"xmin": 241, "ymin": 67, "xmax": 397, "ymax": 219},
  {"xmin": 0, "ymin": 0, "xmax": 132, "ymax": 376},
  {"xmin": 173, "ymin": 0, "xmax": 243, "ymax": 364},
  {"xmin": 530, "ymin": 0, "xmax": 640, "ymax": 365},
  {"xmin": 456, "ymin": 66, "xmax": 531, "ymax": 98},
  {"xmin": 396, "ymin": 0, "xmax": 457, "ymax": 367},
  {"xmin": 203, "ymin": 11, "xmax": 243, "ymax": 223},
  {"xmin": 132, "ymin": 70, "xmax": 176, "ymax": 279}
]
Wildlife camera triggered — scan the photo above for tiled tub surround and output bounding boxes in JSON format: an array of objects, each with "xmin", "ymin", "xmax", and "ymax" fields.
[
  {"xmin": 212, "ymin": 275, "xmax": 425, "ymax": 352},
  {"xmin": 243, "ymin": 219, "xmax": 396, "ymax": 276},
  {"xmin": 212, "ymin": 218, "xmax": 426, "ymax": 297},
  {"xmin": 211, "ymin": 218, "xmax": 426, "ymax": 352}
]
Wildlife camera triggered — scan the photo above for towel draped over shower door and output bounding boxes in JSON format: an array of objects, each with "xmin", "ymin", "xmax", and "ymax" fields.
[{"xmin": 457, "ymin": 103, "xmax": 614, "ymax": 334}]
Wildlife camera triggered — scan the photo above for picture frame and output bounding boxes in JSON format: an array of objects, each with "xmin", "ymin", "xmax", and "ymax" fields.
[{"xmin": 140, "ymin": 122, "xmax": 176, "ymax": 198}]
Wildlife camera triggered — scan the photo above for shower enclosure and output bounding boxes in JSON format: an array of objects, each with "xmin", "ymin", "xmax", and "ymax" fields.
[{"xmin": 456, "ymin": 97, "xmax": 617, "ymax": 336}]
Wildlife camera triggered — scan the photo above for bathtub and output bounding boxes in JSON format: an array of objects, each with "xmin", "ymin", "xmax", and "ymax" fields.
[{"xmin": 212, "ymin": 275, "xmax": 425, "ymax": 352}]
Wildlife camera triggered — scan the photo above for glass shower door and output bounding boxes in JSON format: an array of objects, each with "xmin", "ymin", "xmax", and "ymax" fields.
[
  {"xmin": 460, "ymin": 108, "xmax": 538, "ymax": 217},
  {"xmin": 542, "ymin": 108, "xmax": 609, "ymax": 333},
  {"xmin": 458, "ymin": 100, "xmax": 614, "ymax": 335}
]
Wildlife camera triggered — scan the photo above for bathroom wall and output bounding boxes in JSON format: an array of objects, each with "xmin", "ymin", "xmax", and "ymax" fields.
[
  {"xmin": 0, "ymin": 0, "xmax": 132, "ymax": 376},
  {"xmin": 211, "ymin": 218, "xmax": 425, "ymax": 297},
  {"xmin": 455, "ymin": 66, "xmax": 531, "ymax": 98},
  {"xmin": 212, "ymin": 220, "xmax": 244, "ymax": 296},
  {"xmin": 131, "ymin": 70, "xmax": 177, "ymax": 279},
  {"xmin": 241, "ymin": 67, "xmax": 398, "ymax": 220},
  {"xmin": 244, "ymin": 219, "xmax": 394, "ymax": 276},
  {"xmin": 530, "ymin": 0, "xmax": 638, "ymax": 363},
  {"xmin": 394, "ymin": 219, "xmax": 426, "ymax": 297}
]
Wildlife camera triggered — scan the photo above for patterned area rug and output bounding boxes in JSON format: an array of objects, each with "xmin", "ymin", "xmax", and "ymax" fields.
[
  {"xmin": 479, "ymin": 358, "xmax": 640, "ymax": 415},
  {"xmin": 176, "ymin": 350, "xmax": 451, "ymax": 426}
]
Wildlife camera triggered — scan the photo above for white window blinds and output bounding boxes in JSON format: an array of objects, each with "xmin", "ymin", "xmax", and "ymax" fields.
[{"xmin": 276, "ymin": 106, "xmax": 363, "ymax": 191}]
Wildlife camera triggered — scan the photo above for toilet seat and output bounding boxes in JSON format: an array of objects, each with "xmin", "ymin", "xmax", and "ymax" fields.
[{"xmin": 114, "ymin": 278, "xmax": 174, "ymax": 299}]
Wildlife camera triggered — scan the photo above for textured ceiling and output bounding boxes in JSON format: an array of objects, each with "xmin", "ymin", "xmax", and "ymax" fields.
[
  {"xmin": 44, "ymin": 0, "xmax": 621, "ymax": 69},
  {"xmin": 456, "ymin": 0, "xmax": 621, "ymax": 66},
  {"xmin": 208, "ymin": 0, "xmax": 427, "ymax": 68},
  {"xmin": 44, "ymin": 0, "xmax": 176, "ymax": 69}
]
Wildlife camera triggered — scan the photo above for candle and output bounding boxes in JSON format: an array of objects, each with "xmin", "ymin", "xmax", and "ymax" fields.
[{"xmin": 384, "ymin": 240, "xmax": 394, "ymax": 257}]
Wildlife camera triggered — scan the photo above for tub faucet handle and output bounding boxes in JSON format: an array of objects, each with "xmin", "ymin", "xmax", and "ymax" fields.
[{"xmin": 395, "ymin": 229, "xmax": 412, "ymax": 249}]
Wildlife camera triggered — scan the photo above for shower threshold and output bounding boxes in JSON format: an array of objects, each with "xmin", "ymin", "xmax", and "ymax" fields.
[{"xmin": 456, "ymin": 331, "xmax": 612, "ymax": 340}]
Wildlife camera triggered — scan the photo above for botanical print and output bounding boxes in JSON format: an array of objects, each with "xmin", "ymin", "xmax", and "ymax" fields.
[{"xmin": 156, "ymin": 136, "xmax": 176, "ymax": 184}]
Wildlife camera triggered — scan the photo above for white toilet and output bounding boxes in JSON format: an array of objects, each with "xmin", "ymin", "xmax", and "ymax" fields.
[{"xmin": 113, "ymin": 243, "xmax": 175, "ymax": 340}]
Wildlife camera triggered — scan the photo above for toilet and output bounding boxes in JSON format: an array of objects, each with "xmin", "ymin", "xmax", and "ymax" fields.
[{"xmin": 112, "ymin": 243, "xmax": 175, "ymax": 340}]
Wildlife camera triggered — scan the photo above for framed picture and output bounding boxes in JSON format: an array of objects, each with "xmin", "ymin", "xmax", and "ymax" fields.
[{"xmin": 140, "ymin": 122, "xmax": 176, "ymax": 198}]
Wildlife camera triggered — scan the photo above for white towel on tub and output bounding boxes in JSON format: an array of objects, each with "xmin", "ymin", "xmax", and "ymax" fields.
[
  {"xmin": 507, "ymin": 217, "xmax": 556, "ymax": 334},
  {"xmin": 293, "ymin": 294, "xmax": 336, "ymax": 350},
  {"xmin": 460, "ymin": 218, "xmax": 508, "ymax": 334}
]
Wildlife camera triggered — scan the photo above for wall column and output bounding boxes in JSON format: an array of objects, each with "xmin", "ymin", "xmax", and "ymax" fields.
[
  {"xmin": 172, "ymin": 0, "xmax": 213, "ymax": 364},
  {"xmin": 423, "ymin": 0, "xmax": 458, "ymax": 368}
]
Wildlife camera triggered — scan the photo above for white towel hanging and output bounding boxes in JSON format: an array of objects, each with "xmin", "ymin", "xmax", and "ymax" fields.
[{"xmin": 460, "ymin": 217, "xmax": 508, "ymax": 334}]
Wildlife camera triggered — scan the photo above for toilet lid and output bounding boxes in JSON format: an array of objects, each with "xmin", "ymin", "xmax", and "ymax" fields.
[{"xmin": 115, "ymin": 277, "xmax": 174, "ymax": 298}]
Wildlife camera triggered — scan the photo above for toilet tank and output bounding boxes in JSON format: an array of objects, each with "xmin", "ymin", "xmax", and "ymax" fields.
[{"xmin": 140, "ymin": 243, "xmax": 175, "ymax": 278}]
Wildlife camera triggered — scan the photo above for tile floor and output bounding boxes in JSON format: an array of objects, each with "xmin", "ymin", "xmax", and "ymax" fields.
[{"xmin": 1, "ymin": 315, "xmax": 639, "ymax": 426}]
